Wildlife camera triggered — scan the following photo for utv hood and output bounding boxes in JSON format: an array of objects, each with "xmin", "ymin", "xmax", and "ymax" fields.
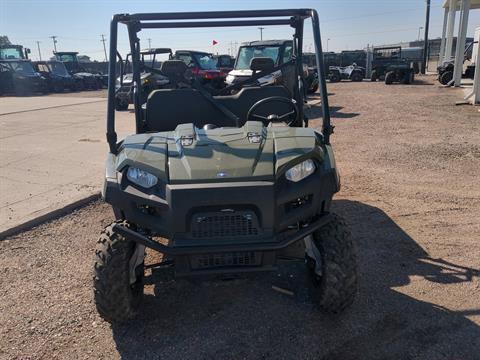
[{"xmin": 116, "ymin": 121, "xmax": 319, "ymax": 184}]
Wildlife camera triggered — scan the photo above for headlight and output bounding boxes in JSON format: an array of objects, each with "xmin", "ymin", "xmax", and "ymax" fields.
[
  {"xmin": 126, "ymin": 167, "xmax": 158, "ymax": 188},
  {"xmin": 226, "ymin": 74, "xmax": 235, "ymax": 83},
  {"xmin": 285, "ymin": 159, "xmax": 316, "ymax": 182}
]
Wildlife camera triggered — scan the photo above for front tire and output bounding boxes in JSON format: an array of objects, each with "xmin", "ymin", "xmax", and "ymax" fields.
[
  {"xmin": 385, "ymin": 71, "xmax": 395, "ymax": 85},
  {"xmin": 439, "ymin": 70, "xmax": 453, "ymax": 85},
  {"xmin": 306, "ymin": 214, "xmax": 357, "ymax": 313},
  {"xmin": 93, "ymin": 221, "xmax": 144, "ymax": 323}
]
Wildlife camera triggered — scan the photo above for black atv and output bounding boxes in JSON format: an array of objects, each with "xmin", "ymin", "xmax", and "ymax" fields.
[
  {"xmin": 328, "ymin": 64, "xmax": 365, "ymax": 83},
  {"xmin": 95, "ymin": 9, "xmax": 357, "ymax": 323},
  {"xmin": 370, "ymin": 46, "xmax": 414, "ymax": 85}
]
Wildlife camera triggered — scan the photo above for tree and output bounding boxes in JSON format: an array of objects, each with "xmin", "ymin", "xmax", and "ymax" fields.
[{"xmin": 0, "ymin": 35, "xmax": 11, "ymax": 46}]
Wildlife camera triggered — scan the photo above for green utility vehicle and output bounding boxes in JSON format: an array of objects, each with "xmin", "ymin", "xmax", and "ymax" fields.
[
  {"xmin": 94, "ymin": 9, "xmax": 358, "ymax": 323},
  {"xmin": 371, "ymin": 46, "xmax": 414, "ymax": 85}
]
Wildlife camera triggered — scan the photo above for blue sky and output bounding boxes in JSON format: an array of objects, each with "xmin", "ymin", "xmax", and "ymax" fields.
[{"xmin": 1, "ymin": 0, "xmax": 479, "ymax": 61}]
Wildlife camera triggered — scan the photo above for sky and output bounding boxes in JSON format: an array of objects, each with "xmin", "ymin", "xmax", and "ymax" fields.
[{"xmin": 1, "ymin": 0, "xmax": 479, "ymax": 61}]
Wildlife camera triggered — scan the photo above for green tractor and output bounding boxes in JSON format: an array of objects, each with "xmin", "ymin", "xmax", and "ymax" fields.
[{"xmin": 94, "ymin": 9, "xmax": 358, "ymax": 323}]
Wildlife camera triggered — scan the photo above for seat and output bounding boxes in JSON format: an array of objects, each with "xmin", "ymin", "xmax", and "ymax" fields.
[{"xmin": 145, "ymin": 85, "xmax": 292, "ymax": 132}]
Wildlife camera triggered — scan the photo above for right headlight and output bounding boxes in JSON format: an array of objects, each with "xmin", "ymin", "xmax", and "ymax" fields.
[
  {"xmin": 285, "ymin": 159, "xmax": 316, "ymax": 182},
  {"xmin": 126, "ymin": 167, "xmax": 158, "ymax": 188}
]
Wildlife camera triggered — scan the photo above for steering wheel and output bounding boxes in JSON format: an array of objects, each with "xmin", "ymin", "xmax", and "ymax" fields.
[{"xmin": 246, "ymin": 96, "xmax": 299, "ymax": 126}]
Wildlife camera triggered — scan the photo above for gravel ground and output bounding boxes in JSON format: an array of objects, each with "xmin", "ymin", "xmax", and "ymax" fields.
[{"xmin": 1, "ymin": 76, "xmax": 479, "ymax": 360}]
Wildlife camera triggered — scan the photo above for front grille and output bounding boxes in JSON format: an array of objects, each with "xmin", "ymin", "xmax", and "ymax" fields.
[
  {"xmin": 191, "ymin": 210, "xmax": 259, "ymax": 239},
  {"xmin": 190, "ymin": 252, "xmax": 262, "ymax": 270}
]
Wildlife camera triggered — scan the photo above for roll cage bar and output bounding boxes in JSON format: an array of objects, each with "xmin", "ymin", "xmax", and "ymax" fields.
[{"xmin": 106, "ymin": 9, "xmax": 331, "ymax": 154}]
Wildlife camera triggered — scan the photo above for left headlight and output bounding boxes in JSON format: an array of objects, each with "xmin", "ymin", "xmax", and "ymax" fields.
[
  {"xmin": 126, "ymin": 167, "xmax": 158, "ymax": 188},
  {"xmin": 285, "ymin": 159, "xmax": 316, "ymax": 182}
]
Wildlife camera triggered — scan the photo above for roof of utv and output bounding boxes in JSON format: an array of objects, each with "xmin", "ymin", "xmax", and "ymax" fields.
[
  {"xmin": 105, "ymin": 9, "xmax": 332, "ymax": 153},
  {"xmin": 140, "ymin": 48, "xmax": 172, "ymax": 55},
  {"xmin": 240, "ymin": 39, "xmax": 291, "ymax": 47}
]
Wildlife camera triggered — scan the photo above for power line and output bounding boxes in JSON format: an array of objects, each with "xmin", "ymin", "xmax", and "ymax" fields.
[{"xmin": 100, "ymin": 34, "xmax": 108, "ymax": 62}]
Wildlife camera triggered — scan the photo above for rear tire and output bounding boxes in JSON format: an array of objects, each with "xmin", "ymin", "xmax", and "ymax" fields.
[
  {"xmin": 439, "ymin": 70, "xmax": 453, "ymax": 85},
  {"xmin": 385, "ymin": 71, "xmax": 395, "ymax": 85},
  {"xmin": 308, "ymin": 83, "xmax": 319, "ymax": 94},
  {"xmin": 306, "ymin": 214, "xmax": 358, "ymax": 313},
  {"xmin": 351, "ymin": 72, "xmax": 363, "ymax": 82},
  {"xmin": 329, "ymin": 73, "xmax": 340, "ymax": 83},
  {"xmin": 93, "ymin": 221, "xmax": 144, "ymax": 323}
]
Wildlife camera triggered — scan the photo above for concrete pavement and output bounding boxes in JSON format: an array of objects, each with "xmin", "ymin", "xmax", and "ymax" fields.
[{"xmin": 0, "ymin": 94, "xmax": 134, "ymax": 235}]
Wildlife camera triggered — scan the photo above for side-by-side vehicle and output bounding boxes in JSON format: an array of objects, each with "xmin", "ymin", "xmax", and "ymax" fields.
[{"xmin": 94, "ymin": 9, "xmax": 358, "ymax": 323}]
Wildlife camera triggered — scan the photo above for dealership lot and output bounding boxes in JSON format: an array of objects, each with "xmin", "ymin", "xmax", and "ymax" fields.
[{"xmin": 1, "ymin": 77, "xmax": 479, "ymax": 359}]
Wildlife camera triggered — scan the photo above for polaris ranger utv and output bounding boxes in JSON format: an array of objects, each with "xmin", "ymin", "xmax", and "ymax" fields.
[
  {"xmin": 95, "ymin": 9, "xmax": 358, "ymax": 323},
  {"xmin": 437, "ymin": 41, "xmax": 477, "ymax": 85},
  {"xmin": 371, "ymin": 46, "xmax": 414, "ymax": 85}
]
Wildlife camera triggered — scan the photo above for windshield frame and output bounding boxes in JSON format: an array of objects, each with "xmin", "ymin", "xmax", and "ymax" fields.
[
  {"xmin": 234, "ymin": 43, "xmax": 290, "ymax": 70},
  {"xmin": 47, "ymin": 61, "xmax": 69, "ymax": 76},
  {"xmin": 106, "ymin": 9, "xmax": 332, "ymax": 154},
  {"xmin": 9, "ymin": 61, "xmax": 36, "ymax": 75}
]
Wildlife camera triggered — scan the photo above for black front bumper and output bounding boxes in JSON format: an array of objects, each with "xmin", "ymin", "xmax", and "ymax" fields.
[
  {"xmin": 104, "ymin": 171, "xmax": 338, "ymax": 275},
  {"xmin": 112, "ymin": 213, "xmax": 332, "ymax": 255}
]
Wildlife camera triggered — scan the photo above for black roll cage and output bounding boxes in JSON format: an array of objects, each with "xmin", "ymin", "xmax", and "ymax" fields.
[{"xmin": 106, "ymin": 9, "xmax": 332, "ymax": 154}]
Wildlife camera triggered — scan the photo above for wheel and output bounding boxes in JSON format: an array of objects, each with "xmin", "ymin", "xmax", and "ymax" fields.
[
  {"xmin": 306, "ymin": 213, "xmax": 357, "ymax": 313},
  {"xmin": 93, "ymin": 221, "xmax": 145, "ymax": 323},
  {"xmin": 370, "ymin": 70, "xmax": 378, "ymax": 82},
  {"xmin": 308, "ymin": 83, "xmax": 319, "ymax": 94},
  {"xmin": 385, "ymin": 71, "xmax": 395, "ymax": 85},
  {"xmin": 351, "ymin": 72, "xmax": 363, "ymax": 82},
  {"xmin": 403, "ymin": 71, "xmax": 414, "ymax": 85},
  {"xmin": 76, "ymin": 80, "xmax": 85, "ymax": 91},
  {"xmin": 329, "ymin": 73, "xmax": 340, "ymax": 83},
  {"xmin": 439, "ymin": 70, "xmax": 453, "ymax": 85},
  {"xmin": 115, "ymin": 98, "xmax": 129, "ymax": 111}
]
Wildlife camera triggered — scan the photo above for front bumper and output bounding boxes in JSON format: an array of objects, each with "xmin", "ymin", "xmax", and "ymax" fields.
[{"xmin": 104, "ymin": 168, "xmax": 338, "ymax": 275}]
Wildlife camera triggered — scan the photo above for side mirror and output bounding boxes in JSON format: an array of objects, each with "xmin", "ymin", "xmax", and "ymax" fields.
[{"xmin": 250, "ymin": 57, "xmax": 274, "ymax": 73}]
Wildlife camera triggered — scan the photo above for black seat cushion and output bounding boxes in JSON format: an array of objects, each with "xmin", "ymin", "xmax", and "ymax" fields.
[{"xmin": 145, "ymin": 85, "xmax": 291, "ymax": 132}]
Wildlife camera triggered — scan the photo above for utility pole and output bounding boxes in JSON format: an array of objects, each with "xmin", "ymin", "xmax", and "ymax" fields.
[
  {"xmin": 36, "ymin": 41, "xmax": 42, "ymax": 60},
  {"xmin": 101, "ymin": 34, "xmax": 108, "ymax": 62},
  {"xmin": 421, "ymin": 0, "xmax": 431, "ymax": 74},
  {"xmin": 417, "ymin": 27, "xmax": 424, "ymax": 41},
  {"xmin": 50, "ymin": 36, "xmax": 58, "ymax": 53},
  {"xmin": 258, "ymin": 27, "xmax": 264, "ymax": 41},
  {"xmin": 147, "ymin": 38, "xmax": 152, "ymax": 49}
]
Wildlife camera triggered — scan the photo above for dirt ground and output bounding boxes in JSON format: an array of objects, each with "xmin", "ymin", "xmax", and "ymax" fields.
[{"xmin": 1, "ymin": 76, "xmax": 479, "ymax": 360}]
